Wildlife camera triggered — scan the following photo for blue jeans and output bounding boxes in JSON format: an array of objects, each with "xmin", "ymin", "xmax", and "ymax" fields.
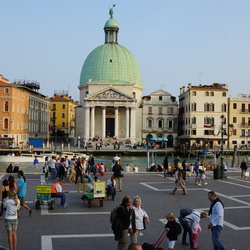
[
  {"xmin": 52, "ymin": 193, "xmax": 66, "ymax": 206},
  {"xmin": 90, "ymin": 165, "xmax": 96, "ymax": 175},
  {"xmin": 178, "ymin": 216, "xmax": 194, "ymax": 248},
  {"xmin": 211, "ymin": 225, "xmax": 226, "ymax": 250},
  {"xmin": 51, "ymin": 168, "xmax": 57, "ymax": 180}
]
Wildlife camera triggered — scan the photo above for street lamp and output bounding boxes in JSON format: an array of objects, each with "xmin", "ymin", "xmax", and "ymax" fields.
[
  {"xmin": 220, "ymin": 114, "xmax": 226, "ymax": 179},
  {"xmin": 78, "ymin": 136, "xmax": 80, "ymax": 153}
]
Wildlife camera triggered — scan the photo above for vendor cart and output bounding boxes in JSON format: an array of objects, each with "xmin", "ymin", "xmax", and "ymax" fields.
[
  {"xmin": 35, "ymin": 185, "xmax": 55, "ymax": 210},
  {"xmin": 78, "ymin": 181, "xmax": 106, "ymax": 208}
]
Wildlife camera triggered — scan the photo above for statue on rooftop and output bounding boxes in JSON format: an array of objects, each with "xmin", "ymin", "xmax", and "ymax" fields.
[{"xmin": 109, "ymin": 4, "xmax": 116, "ymax": 18}]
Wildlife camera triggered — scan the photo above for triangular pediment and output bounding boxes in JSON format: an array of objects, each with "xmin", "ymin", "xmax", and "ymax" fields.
[
  {"xmin": 151, "ymin": 89, "xmax": 171, "ymax": 96},
  {"xmin": 85, "ymin": 87, "xmax": 135, "ymax": 101}
]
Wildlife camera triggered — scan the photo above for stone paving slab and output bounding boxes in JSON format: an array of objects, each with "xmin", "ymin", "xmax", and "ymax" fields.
[{"xmin": 0, "ymin": 169, "xmax": 249, "ymax": 250}]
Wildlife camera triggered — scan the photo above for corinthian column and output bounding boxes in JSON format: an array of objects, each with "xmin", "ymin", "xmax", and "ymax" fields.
[
  {"xmin": 84, "ymin": 107, "xmax": 90, "ymax": 143},
  {"xmin": 102, "ymin": 106, "xmax": 106, "ymax": 138},
  {"xmin": 115, "ymin": 107, "xmax": 119, "ymax": 137},
  {"xmin": 91, "ymin": 106, "xmax": 95, "ymax": 139},
  {"xmin": 130, "ymin": 107, "xmax": 136, "ymax": 141},
  {"xmin": 126, "ymin": 107, "xmax": 130, "ymax": 138}
]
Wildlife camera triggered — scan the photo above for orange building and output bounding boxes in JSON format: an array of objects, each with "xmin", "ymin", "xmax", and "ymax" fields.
[{"xmin": 0, "ymin": 75, "xmax": 29, "ymax": 147}]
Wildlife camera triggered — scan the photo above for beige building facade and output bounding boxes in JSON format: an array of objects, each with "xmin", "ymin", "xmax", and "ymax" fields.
[
  {"xmin": 142, "ymin": 89, "xmax": 178, "ymax": 146},
  {"xmin": 178, "ymin": 83, "xmax": 229, "ymax": 149}
]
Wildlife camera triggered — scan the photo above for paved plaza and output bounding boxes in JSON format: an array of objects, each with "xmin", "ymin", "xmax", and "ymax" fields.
[{"xmin": 0, "ymin": 168, "xmax": 249, "ymax": 250}]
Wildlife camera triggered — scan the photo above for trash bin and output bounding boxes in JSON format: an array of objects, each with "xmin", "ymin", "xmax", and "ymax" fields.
[{"xmin": 213, "ymin": 165, "xmax": 220, "ymax": 179}]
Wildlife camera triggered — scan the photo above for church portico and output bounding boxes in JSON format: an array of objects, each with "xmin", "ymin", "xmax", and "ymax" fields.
[{"xmin": 83, "ymin": 104, "xmax": 136, "ymax": 142}]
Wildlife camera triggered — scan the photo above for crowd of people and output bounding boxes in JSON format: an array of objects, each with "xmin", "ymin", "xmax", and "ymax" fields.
[{"xmin": 1, "ymin": 151, "xmax": 244, "ymax": 250}]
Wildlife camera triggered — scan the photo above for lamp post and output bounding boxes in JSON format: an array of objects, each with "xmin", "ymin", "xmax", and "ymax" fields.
[
  {"xmin": 55, "ymin": 126, "xmax": 57, "ymax": 151},
  {"xmin": 78, "ymin": 136, "xmax": 80, "ymax": 153},
  {"xmin": 220, "ymin": 114, "xmax": 226, "ymax": 179}
]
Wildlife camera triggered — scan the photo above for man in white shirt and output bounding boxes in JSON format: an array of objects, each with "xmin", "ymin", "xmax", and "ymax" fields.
[
  {"xmin": 112, "ymin": 154, "xmax": 121, "ymax": 164},
  {"xmin": 207, "ymin": 191, "xmax": 226, "ymax": 250},
  {"xmin": 107, "ymin": 175, "xmax": 116, "ymax": 200},
  {"xmin": 49, "ymin": 156, "xmax": 57, "ymax": 180}
]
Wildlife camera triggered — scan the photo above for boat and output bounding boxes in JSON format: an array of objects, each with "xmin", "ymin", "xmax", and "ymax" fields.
[
  {"xmin": 199, "ymin": 151, "xmax": 216, "ymax": 158},
  {"xmin": 0, "ymin": 153, "xmax": 57, "ymax": 163},
  {"xmin": 61, "ymin": 152, "xmax": 89, "ymax": 160}
]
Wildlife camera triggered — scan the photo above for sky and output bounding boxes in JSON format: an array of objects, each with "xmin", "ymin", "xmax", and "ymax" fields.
[{"xmin": 1, "ymin": 0, "xmax": 250, "ymax": 101}]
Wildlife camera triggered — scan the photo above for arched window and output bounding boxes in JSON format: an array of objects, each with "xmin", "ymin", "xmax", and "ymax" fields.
[
  {"xmin": 210, "ymin": 92, "xmax": 214, "ymax": 96},
  {"xmin": 205, "ymin": 92, "xmax": 209, "ymax": 96},
  {"xmin": 4, "ymin": 118, "xmax": 8, "ymax": 129},
  {"xmin": 148, "ymin": 119, "xmax": 153, "ymax": 128},
  {"xmin": 193, "ymin": 91, "xmax": 196, "ymax": 96},
  {"xmin": 4, "ymin": 101, "xmax": 9, "ymax": 112},
  {"xmin": 222, "ymin": 92, "xmax": 226, "ymax": 97},
  {"xmin": 158, "ymin": 119, "xmax": 163, "ymax": 128}
]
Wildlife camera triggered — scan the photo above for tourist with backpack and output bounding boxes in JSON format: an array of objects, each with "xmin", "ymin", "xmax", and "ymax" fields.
[
  {"xmin": 112, "ymin": 196, "xmax": 132, "ymax": 250},
  {"xmin": 178, "ymin": 208, "xmax": 194, "ymax": 249},
  {"xmin": 183, "ymin": 210, "xmax": 208, "ymax": 249},
  {"xmin": 165, "ymin": 212, "xmax": 182, "ymax": 250}
]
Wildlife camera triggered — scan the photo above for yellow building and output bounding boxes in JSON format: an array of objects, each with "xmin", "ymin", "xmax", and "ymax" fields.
[
  {"xmin": 0, "ymin": 75, "xmax": 29, "ymax": 147},
  {"xmin": 48, "ymin": 93, "xmax": 78, "ymax": 140},
  {"xmin": 228, "ymin": 94, "xmax": 250, "ymax": 149}
]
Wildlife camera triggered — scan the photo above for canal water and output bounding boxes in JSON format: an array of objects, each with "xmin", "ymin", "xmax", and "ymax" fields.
[{"xmin": 0, "ymin": 153, "xmax": 246, "ymax": 174}]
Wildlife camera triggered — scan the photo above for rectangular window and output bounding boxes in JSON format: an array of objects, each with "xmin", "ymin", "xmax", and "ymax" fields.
[
  {"xmin": 62, "ymin": 104, "xmax": 66, "ymax": 109},
  {"xmin": 148, "ymin": 119, "xmax": 152, "ymax": 128},
  {"xmin": 233, "ymin": 103, "xmax": 237, "ymax": 109},
  {"xmin": 52, "ymin": 104, "xmax": 56, "ymax": 110},
  {"xmin": 233, "ymin": 117, "xmax": 237, "ymax": 123},
  {"xmin": 242, "ymin": 103, "xmax": 246, "ymax": 112},
  {"xmin": 158, "ymin": 120, "xmax": 163, "ymax": 128},
  {"xmin": 159, "ymin": 96, "xmax": 162, "ymax": 101},
  {"xmin": 169, "ymin": 120, "xmax": 173, "ymax": 128},
  {"xmin": 4, "ymin": 88, "xmax": 9, "ymax": 94},
  {"xmin": 158, "ymin": 107, "xmax": 163, "ymax": 115},
  {"xmin": 62, "ymin": 122, "xmax": 65, "ymax": 127},
  {"xmin": 62, "ymin": 113, "xmax": 65, "ymax": 118},
  {"xmin": 191, "ymin": 130, "xmax": 196, "ymax": 135},
  {"xmin": 148, "ymin": 107, "xmax": 152, "ymax": 114}
]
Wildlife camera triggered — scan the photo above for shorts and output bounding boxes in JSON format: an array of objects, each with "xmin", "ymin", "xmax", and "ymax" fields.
[
  {"xmin": 18, "ymin": 197, "xmax": 25, "ymax": 206},
  {"xmin": 5, "ymin": 219, "xmax": 18, "ymax": 231},
  {"xmin": 168, "ymin": 240, "xmax": 176, "ymax": 248}
]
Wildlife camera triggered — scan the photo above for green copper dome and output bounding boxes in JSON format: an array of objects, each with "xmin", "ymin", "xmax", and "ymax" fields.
[
  {"xmin": 79, "ymin": 44, "xmax": 142, "ymax": 86},
  {"xmin": 104, "ymin": 18, "xmax": 118, "ymax": 29},
  {"xmin": 79, "ymin": 15, "xmax": 142, "ymax": 87}
]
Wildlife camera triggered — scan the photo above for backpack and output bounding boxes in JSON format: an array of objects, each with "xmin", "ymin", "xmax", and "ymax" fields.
[
  {"xmin": 180, "ymin": 208, "xmax": 192, "ymax": 218},
  {"xmin": 176, "ymin": 221, "xmax": 182, "ymax": 235},
  {"xmin": 110, "ymin": 206, "xmax": 120, "ymax": 225}
]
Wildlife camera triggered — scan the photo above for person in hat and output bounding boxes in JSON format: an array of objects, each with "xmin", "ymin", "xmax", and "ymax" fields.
[{"xmin": 171, "ymin": 164, "xmax": 187, "ymax": 195}]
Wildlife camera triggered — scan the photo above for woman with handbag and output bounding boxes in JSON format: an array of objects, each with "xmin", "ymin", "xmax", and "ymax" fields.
[{"xmin": 129, "ymin": 196, "xmax": 150, "ymax": 243}]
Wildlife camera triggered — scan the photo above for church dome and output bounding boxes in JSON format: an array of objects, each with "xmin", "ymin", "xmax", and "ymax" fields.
[{"xmin": 79, "ymin": 14, "xmax": 142, "ymax": 87}]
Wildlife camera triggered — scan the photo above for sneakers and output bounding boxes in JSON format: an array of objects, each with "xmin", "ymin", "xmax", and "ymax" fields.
[
  {"xmin": 61, "ymin": 204, "xmax": 68, "ymax": 208},
  {"xmin": 204, "ymin": 182, "xmax": 208, "ymax": 185},
  {"xmin": 197, "ymin": 184, "xmax": 202, "ymax": 186}
]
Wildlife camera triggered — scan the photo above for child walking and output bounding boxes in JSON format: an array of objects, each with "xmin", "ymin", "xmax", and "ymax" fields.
[{"xmin": 165, "ymin": 213, "xmax": 181, "ymax": 250}]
